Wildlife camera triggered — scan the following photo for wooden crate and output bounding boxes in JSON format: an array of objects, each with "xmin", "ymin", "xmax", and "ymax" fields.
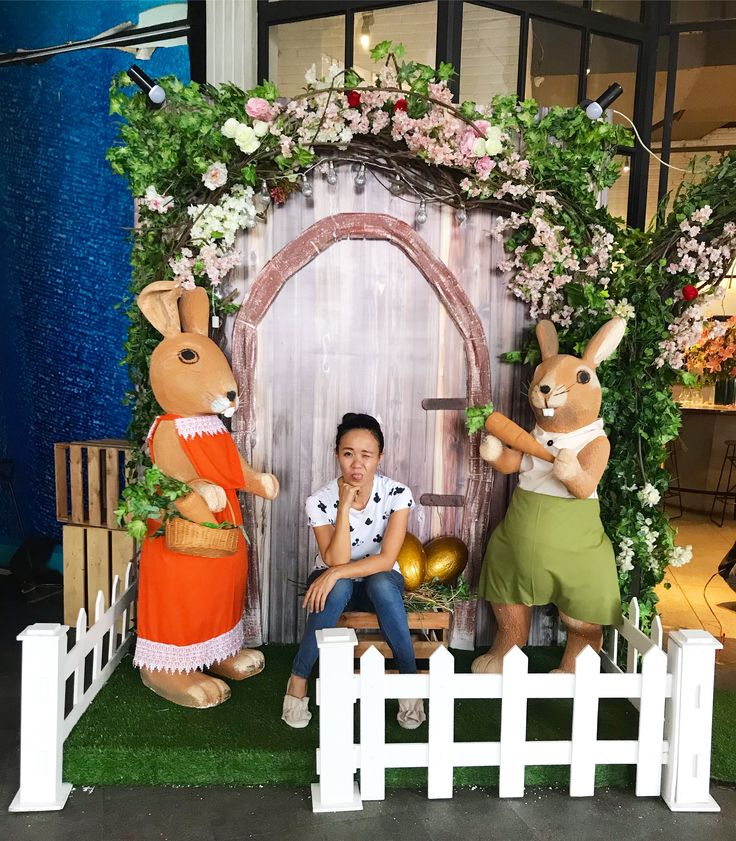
[
  {"xmin": 54, "ymin": 439, "xmax": 133, "ymax": 529},
  {"xmin": 338, "ymin": 610, "xmax": 450, "ymax": 660},
  {"xmin": 62, "ymin": 525, "xmax": 136, "ymax": 626}
]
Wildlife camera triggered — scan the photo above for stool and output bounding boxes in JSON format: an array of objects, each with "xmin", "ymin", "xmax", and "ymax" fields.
[
  {"xmin": 663, "ymin": 439, "xmax": 683, "ymax": 519},
  {"xmin": 337, "ymin": 610, "xmax": 449, "ymax": 665},
  {"xmin": 710, "ymin": 440, "xmax": 736, "ymax": 527}
]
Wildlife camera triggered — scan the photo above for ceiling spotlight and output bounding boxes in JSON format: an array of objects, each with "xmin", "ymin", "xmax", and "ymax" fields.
[
  {"xmin": 128, "ymin": 64, "xmax": 165, "ymax": 108},
  {"xmin": 455, "ymin": 205, "xmax": 467, "ymax": 224},
  {"xmin": 415, "ymin": 198, "xmax": 427, "ymax": 225},
  {"xmin": 259, "ymin": 180, "xmax": 271, "ymax": 207},
  {"xmin": 581, "ymin": 82, "xmax": 623, "ymax": 120},
  {"xmin": 360, "ymin": 13, "xmax": 373, "ymax": 50},
  {"xmin": 301, "ymin": 173, "xmax": 313, "ymax": 198},
  {"xmin": 354, "ymin": 164, "xmax": 366, "ymax": 187},
  {"xmin": 389, "ymin": 174, "xmax": 403, "ymax": 195},
  {"xmin": 326, "ymin": 161, "xmax": 337, "ymax": 185}
]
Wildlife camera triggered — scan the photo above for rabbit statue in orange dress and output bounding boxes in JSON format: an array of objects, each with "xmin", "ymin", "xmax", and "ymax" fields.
[{"xmin": 133, "ymin": 280, "xmax": 279, "ymax": 708}]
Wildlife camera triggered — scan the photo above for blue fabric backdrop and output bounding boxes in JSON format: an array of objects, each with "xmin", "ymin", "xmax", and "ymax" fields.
[{"xmin": 0, "ymin": 1, "xmax": 190, "ymax": 546}]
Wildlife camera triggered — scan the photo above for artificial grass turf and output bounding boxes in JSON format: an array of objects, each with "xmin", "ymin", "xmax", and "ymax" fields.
[{"xmin": 63, "ymin": 644, "xmax": 736, "ymax": 789}]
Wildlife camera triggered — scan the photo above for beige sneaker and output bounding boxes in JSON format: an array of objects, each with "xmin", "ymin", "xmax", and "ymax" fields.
[
  {"xmin": 397, "ymin": 698, "xmax": 426, "ymax": 730},
  {"xmin": 282, "ymin": 694, "xmax": 312, "ymax": 728}
]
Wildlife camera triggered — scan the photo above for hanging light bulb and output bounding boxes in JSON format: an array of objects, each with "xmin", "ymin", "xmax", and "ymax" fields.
[
  {"xmin": 354, "ymin": 163, "xmax": 366, "ymax": 187},
  {"xmin": 415, "ymin": 198, "xmax": 427, "ymax": 225},
  {"xmin": 326, "ymin": 161, "xmax": 337, "ymax": 185},
  {"xmin": 360, "ymin": 13, "xmax": 372, "ymax": 50},
  {"xmin": 259, "ymin": 180, "xmax": 271, "ymax": 207},
  {"xmin": 389, "ymin": 174, "xmax": 403, "ymax": 196},
  {"xmin": 301, "ymin": 173, "xmax": 313, "ymax": 198},
  {"xmin": 455, "ymin": 205, "xmax": 467, "ymax": 224}
]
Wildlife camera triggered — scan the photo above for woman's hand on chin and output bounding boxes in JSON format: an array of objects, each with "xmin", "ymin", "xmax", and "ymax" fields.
[
  {"xmin": 337, "ymin": 478, "xmax": 361, "ymax": 510},
  {"xmin": 302, "ymin": 567, "xmax": 343, "ymax": 613}
]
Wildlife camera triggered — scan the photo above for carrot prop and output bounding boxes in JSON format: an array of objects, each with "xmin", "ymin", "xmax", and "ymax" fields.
[{"xmin": 485, "ymin": 411, "xmax": 554, "ymax": 464}]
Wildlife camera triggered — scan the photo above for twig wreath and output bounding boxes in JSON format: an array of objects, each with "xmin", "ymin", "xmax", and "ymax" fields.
[{"xmin": 107, "ymin": 41, "xmax": 736, "ymax": 627}]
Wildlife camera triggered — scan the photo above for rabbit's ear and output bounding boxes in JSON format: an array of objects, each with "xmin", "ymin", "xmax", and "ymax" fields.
[
  {"xmin": 583, "ymin": 317, "xmax": 626, "ymax": 367},
  {"xmin": 137, "ymin": 281, "xmax": 182, "ymax": 337},
  {"xmin": 536, "ymin": 320, "xmax": 559, "ymax": 360},
  {"xmin": 179, "ymin": 287, "xmax": 210, "ymax": 336}
]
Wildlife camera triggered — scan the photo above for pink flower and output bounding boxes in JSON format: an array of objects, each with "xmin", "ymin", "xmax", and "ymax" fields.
[
  {"xmin": 474, "ymin": 156, "xmax": 495, "ymax": 180},
  {"xmin": 246, "ymin": 97, "xmax": 273, "ymax": 121},
  {"xmin": 459, "ymin": 120, "xmax": 489, "ymax": 157}
]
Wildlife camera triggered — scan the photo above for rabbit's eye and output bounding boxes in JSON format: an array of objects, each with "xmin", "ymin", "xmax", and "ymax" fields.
[
  {"xmin": 178, "ymin": 348, "xmax": 199, "ymax": 364},
  {"xmin": 577, "ymin": 370, "xmax": 591, "ymax": 384}
]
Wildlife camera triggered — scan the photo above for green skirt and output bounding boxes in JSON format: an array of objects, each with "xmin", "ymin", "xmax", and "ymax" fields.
[{"xmin": 478, "ymin": 487, "xmax": 622, "ymax": 626}]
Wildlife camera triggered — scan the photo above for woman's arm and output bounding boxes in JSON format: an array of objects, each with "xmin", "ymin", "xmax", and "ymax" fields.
[
  {"xmin": 303, "ymin": 508, "xmax": 409, "ymax": 612},
  {"xmin": 313, "ymin": 482, "xmax": 359, "ymax": 567}
]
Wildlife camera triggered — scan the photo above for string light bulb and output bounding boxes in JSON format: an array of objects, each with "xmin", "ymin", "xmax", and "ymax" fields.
[
  {"xmin": 301, "ymin": 173, "xmax": 313, "ymax": 198},
  {"xmin": 415, "ymin": 198, "xmax": 427, "ymax": 225},
  {"xmin": 389, "ymin": 174, "xmax": 403, "ymax": 195},
  {"xmin": 455, "ymin": 205, "xmax": 467, "ymax": 224},
  {"xmin": 259, "ymin": 180, "xmax": 271, "ymax": 207},
  {"xmin": 354, "ymin": 163, "xmax": 366, "ymax": 187},
  {"xmin": 326, "ymin": 161, "xmax": 337, "ymax": 185}
]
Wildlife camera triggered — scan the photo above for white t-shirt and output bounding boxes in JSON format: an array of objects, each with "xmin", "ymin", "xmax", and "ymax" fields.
[
  {"xmin": 518, "ymin": 418, "xmax": 606, "ymax": 499},
  {"xmin": 306, "ymin": 473, "xmax": 415, "ymax": 573}
]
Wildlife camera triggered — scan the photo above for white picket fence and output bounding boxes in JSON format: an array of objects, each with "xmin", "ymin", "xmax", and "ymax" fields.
[
  {"xmin": 311, "ymin": 598, "xmax": 723, "ymax": 814},
  {"xmin": 9, "ymin": 562, "xmax": 137, "ymax": 812}
]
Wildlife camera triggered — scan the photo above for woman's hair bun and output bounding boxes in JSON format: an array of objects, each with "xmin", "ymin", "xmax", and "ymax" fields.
[{"xmin": 336, "ymin": 412, "xmax": 384, "ymax": 453}]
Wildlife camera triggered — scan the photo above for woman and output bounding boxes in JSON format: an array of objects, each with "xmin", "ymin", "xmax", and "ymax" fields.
[{"xmin": 282, "ymin": 412, "xmax": 425, "ymax": 730}]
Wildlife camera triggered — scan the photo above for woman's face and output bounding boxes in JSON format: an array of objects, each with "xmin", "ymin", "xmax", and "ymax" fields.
[{"xmin": 336, "ymin": 428, "xmax": 383, "ymax": 488}]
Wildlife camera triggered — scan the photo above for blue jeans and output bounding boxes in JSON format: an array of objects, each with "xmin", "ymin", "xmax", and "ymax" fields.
[{"xmin": 291, "ymin": 569, "xmax": 417, "ymax": 678}]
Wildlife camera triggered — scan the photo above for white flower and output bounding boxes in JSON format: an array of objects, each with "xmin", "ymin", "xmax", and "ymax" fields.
[
  {"xmin": 606, "ymin": 297, "xmax": 635, "ymax": 320},
  {"xmin": 484, "ymin": 126, "xmax": 503, "ymax": 156},
  {"xmin": 142, "ymin": 185, "xmax": 173, "ymax": 214},
  {"xmin": 253, "ymin": 120, "xmax": 270, "ymax": 138},
  {"xmin": 472, "ymin": 137, "xmax": 487, "ymax": 158},
  {"xmin": 637, "ymin": 482, "xmax": 661, "ymax": 507},
  {"xmin": 234, "ymin": 124, "xmax": 260, "ymax": 154},
  {"xmin": 616, "ymin": 536, "xmax": 635, "ymax": 573},
  {"xmin": 221, "ymin": 118, "xmax": 240, "ymax": 139},
  {"xmin": 669, "ymin": 545, "xmax": 693, "ymax": 568},
  {"xmin": 202, "ymin": 162, "xmax": 228, "ymax": 191}
]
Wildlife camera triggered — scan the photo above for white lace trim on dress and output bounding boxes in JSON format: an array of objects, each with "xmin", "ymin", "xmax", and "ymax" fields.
[
  {"xmin": 174, "ymin": 415, "xmax": 227, "ymax": 440},
  {"xmin": 133, "ymin": 620, "xmax": 244, "ymax": 673}
]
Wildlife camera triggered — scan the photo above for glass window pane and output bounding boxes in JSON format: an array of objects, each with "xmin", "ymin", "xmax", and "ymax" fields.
[
  {"xmin": 527, "ymin": 19, "xmax": 582, "ymax": 107},
  {"xmin": 353, "ymin": 2, "xmax": 436, "ymax": 82},
  {"xmin": 459, "ymin": 4, "xmax": 521, "ymax": 103},
  {"xmin": 655, "ymin": 29, "xmax": 736, "ymax": 216},
  {"xmin": 671, "ymin": 1, "xmax": 736, "ymax": 22},
  {"xmin": 591, "ymin": 1, "xmax": 642, "ymax": 22},
  {"xmin": 606, "ymin": 155, "xmax": 630, "ymax": 222},
  {"xmin": 586, "ymin": 34, "xmax": 638, "ymax": 127},
  {"xmin": 269, "ymin": 16, "xmax": 345, "ymax": 97}
]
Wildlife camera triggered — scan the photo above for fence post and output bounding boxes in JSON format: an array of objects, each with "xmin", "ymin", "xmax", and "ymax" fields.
[
  {"xmin": 661, "ymin": 629, "xmax": 722, "ymax": 812},
  {"xmin": 499, "ymin": 646, "xmax": 528, "ymax": 798},
  {"xmin": 311, "ymin": 627, "xmax": 362, "ymax": 813},
  {"xmin": 569, "ymin": 646, "xmax": 600, "ymax": 797},
  {"xmin": 427, "ymin": 646, "xmax": 455, "ymax": 799},
  {"xmin": 9, "ymin": 623, "xmax": 72, "ymax": 812}
]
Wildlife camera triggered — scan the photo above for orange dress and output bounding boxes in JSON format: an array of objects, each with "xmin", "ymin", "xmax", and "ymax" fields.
[{"xmin": 133, "ymin": 414, "xmax": 248, "ymax": 673}]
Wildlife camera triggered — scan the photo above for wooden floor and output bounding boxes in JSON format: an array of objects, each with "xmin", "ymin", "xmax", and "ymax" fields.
[{"xmin": 657, "ymin": 507, "xmax": 736, "ymax": 681}]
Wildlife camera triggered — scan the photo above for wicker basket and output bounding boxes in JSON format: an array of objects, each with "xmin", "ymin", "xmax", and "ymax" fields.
[{"xmin": 165, "ymin": 498, "xmax": 240, "ymax": 558}]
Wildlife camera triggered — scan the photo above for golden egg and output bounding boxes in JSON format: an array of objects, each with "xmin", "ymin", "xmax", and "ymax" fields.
[
  {"xmin": 396, "ymin": 532, "xmax": 427, "ymax": 591},
  {"xmin": 424, "ymin": 536, "xmax": 469, "ymax": 584}
]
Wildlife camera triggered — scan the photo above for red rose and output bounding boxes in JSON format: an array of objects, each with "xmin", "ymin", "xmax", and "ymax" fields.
[
  {"xmin": 347, "ymin": 90, "xmax": 361, "ymax": 108},
  {"xmin": 393, "ymin": 98, "xmax": 408, "ymax": 112},
  {"xmin": 682, "ymin": 284, "xmax": 698, "ymax": 301}
]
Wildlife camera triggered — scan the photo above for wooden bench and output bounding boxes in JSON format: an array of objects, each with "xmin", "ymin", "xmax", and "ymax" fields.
[{"xmin": 337, "ymin": 610, "xmax": 450, "ymax": 662}]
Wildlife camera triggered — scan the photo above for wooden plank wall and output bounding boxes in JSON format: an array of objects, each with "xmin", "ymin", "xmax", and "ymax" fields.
[{"xmin": 230, "ymin": 175, "xmax": 556, "ymax": 644}]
